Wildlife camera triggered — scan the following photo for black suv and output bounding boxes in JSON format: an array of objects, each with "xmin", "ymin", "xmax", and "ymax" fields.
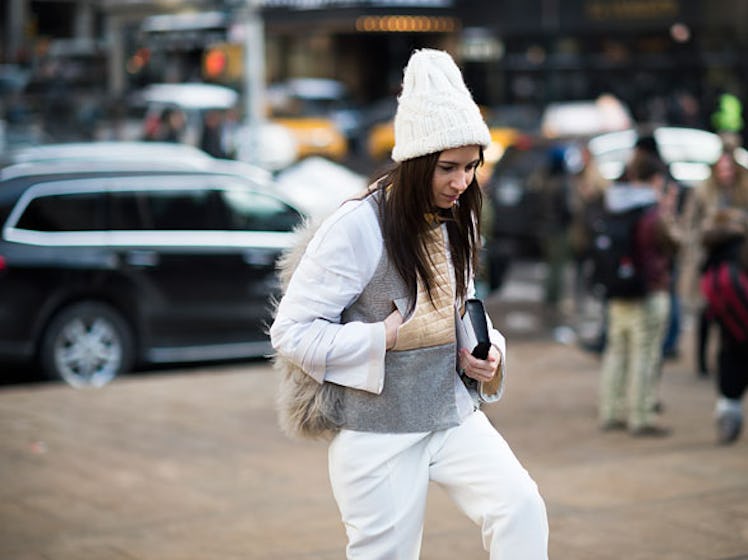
[
  {"xmin": 0, "ymin": 162, "xmax": 305, "ymax": 387},
  {"xmin": 484, "ymin": 138, "xmax": 571, "ymax": 290}
]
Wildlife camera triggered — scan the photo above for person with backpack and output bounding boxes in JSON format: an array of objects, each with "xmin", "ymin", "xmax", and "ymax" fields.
[
  {"xmin": 270, "ymin": 49, "xmax": 548, "ymax": 559},
  {"xmin": 630, "ymin": 135, "xmax": 687, "ymax": 361},
  {"xmin": 597, "ymin": 153, "xmax": 680, "ymax": 437}
]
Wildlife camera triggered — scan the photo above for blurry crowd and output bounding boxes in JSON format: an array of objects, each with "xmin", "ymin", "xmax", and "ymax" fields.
[
  {"xmin": 141, "ymin": 107, "xmax": 240, "ymax": 160},
  {"xmin": 518, "ymin": 130, "xmax": 748, "ymax": 445}
]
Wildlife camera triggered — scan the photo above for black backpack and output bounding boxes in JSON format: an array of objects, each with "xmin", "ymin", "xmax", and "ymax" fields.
[{"xmin": 591, "ymin": 206, "xmax": 651, "ymax": 299}]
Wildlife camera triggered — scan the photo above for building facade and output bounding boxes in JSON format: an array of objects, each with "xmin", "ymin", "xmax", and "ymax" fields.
[
  {"xmin": 459, "ymin": 0, "xmax": 748, "ymax": 126},
  {"xmin": 3, "ymin": 0, "xmax": 747, "ymax": 130}
]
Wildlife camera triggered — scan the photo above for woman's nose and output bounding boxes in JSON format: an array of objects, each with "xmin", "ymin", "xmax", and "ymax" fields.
[{"xmin": 454, "ymin": 170, "xmax": 470, "ymax": 190}]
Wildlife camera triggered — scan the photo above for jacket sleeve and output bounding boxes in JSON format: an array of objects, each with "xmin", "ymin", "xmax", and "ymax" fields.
[{"xmin": 269, "ymin": 203, "xmax": 387, "ymax": 394}]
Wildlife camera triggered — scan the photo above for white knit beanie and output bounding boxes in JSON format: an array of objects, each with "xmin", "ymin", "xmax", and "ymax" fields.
[{"xmin": 391, "ymin": 49, "xmax": 491, "ymax": 163}]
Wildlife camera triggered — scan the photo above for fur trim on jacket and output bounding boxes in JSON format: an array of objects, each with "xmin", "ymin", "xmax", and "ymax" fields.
[{"xmin": 270, "ymin": 219, "xmax": 343, "ymax": 441}]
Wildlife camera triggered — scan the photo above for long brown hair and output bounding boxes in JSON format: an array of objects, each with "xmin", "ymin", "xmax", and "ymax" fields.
[{"xmin": 375, "ymin": 149, "xmax": 483, "ymax": 309}]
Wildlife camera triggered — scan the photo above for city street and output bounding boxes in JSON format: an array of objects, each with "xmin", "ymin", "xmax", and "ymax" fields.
[
  {"xmin": 1, "ymin": 284, "xmax": 747, "ymax": 559},
  {"xmin": 3, "ymin": 1, "xmax": 748, "ymax": 556}
]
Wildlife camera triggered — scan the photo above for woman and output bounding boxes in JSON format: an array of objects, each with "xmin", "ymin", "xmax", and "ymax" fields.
[
  {"xmin": 270, "ymin": 49, "xmax": 548, "ymax": 559},
  {"xmin": 700, "ymin": 207, "xmax": 748, "ymax": 444},
  {"xmin": 683, "ymin": 145, "xmax": 748, "ymax": 379},
  {"xmin": 692, "ymin": 145, "xmax": 748, "ymax": 443}
]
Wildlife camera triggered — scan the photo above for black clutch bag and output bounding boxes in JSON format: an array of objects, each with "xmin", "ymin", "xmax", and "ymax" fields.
[{"xmin": 456, "ymin": 298, "xmax": 491, "ymax": 360}]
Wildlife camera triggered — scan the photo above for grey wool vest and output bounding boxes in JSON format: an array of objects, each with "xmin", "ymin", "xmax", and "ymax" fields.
[
  {"xmin": 327, "ymin": 199, "xmax": 477, "ymax": 433},
  {"xmin": 273, "ymin": 194, "xmax": 480, "ymax": 439},
  {"xmin": 336, "ymin": 258, "xmax": 468, "ymax": 433}
]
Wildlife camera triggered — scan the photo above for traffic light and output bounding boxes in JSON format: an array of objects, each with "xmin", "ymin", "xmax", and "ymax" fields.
[
  {"xmin": 202, "ymin": 43, "xmax": 243, "ymax": 83},
  {"xmin": 711, "ymin": 93, "xmax": 744, "ymax": 133}
]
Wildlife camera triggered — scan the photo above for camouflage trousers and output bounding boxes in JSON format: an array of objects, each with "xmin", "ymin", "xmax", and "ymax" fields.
[{"xmin": 599, "ymin": 291, "xmax": 670, "ymax": 430}]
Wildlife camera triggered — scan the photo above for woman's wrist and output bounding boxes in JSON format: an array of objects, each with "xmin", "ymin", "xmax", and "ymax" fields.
[{"xmin": 383, "ymin": 310, "xmax": 402, "ymax": 349}]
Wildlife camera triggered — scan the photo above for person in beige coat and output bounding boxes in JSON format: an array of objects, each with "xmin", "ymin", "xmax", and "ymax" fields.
[{"xmin": 681, "ymin": 142, "xmax": 748, "ymax": 377}]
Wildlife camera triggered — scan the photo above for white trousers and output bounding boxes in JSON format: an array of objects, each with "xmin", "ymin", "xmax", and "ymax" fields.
[{"xmin": 328, "ymin": 411, "xmax": 549, "ymax": 559}]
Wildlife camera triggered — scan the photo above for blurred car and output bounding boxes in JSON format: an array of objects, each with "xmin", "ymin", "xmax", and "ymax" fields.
[
  {"xmin": 587, "ymin": 126, "xmax": 748, "ymax": 187},
  {"xmin": 366, "ymin": 119, "xmax": 396, "ymax": 162},
  {"xmin": 481, "ymin": 126, "xmax": 522, "ymax": 183},
  {"xmin": 483, "ymin": 136, "xmax": 571, "ymax": 289},
  {"xmin": 128, "ymin": 82, "xmax": 299, "ymax": 172},
  {"xmin": 267, "ymin": 78, "xmax": 351, "ymax": 161},
  {"xmin": 481, "ymin": 104, "xmax": 543, "ymax": 180},
  {"xmin": 540, "ymin": 95, "xmax": 633, "ymax": 140},
  {"xmin": 0, "ymin": 141, "xmax": 273, "ymax": 185},
  {"xmin": 275, "ymin": 156, "xmax": 367, "ymax": 219},
  {"xmin": 0, "ymin": 161, "xmax": 305, "ymax": 387},
  {"xmin": 271, "ymin": 115, "xmax": 346, "ymax": 161},
  {"xmin": 0, "ymin": 140, "xmax": 367, "ymax": 223},
  {"xmin": 2, "ymin": 140, "xmax": 212, "ymax": 166}
]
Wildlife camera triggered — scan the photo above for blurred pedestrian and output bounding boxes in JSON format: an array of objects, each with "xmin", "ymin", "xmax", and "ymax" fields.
[
  {"xmin": 568, "ymin": 144, "xmax": 610, "ymax": 272},
  {"xmin": 536, "ymin": 145, "xmax": 573, "ymax": 327},
  {"xmin": 598, "ymin": 153, "xmax": 679, "ymax": 437},
  {"xmin": 159, "ymin": 108, "xmax": 186, "ymax": 143},
  {"xmin": 76, "ymin": 94, "xmax": 102, "ymax": 140},
  {"xmin": 270, "ymin": 48, "xmax": 548, "ymax": 559},
  {"xmin": 581, "ymin": 136, "xmax": 685, "ymax": 366},
  {"xmin": 699, "ymin": 208, "xmax": 748, "ymax": 444},
  {"xmin": 200, "ymin": 110, "xmax": 227, "ymax": 158},
  {"xmin": 141, "ymin": 112, "xmax": 161, "ymax": 142},
  {"xmin": 686, "ymin": 139, "xmax": 748, "ymax": 444},
  {"xmin": 143, "ymin": 107, "xmax": 186, "ymax": 143},
  {"xmin": 682, "ymin": 141, "xmax": 748, "ymax": 378},
  {"xmin": 220, "ymin": 107, "xmax": 241, "ymax": 159},
  {"xmin": 567, "ymin": 143, "xmax": 610, "ymax": 324},
  {"xmin": 629, "ymin": 135, "xmax": 686, "ymax": 363}
]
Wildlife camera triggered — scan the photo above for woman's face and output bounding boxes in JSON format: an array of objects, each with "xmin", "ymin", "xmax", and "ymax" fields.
[
  {"xmin": 715, "ymin": 154, "xmax": 737, "ymax": 187},
  {"xmin": 431, "ymin": 145, "xmax": 481, "ymax": 209}
]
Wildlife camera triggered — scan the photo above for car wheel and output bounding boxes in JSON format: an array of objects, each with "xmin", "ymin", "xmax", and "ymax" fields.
[{"xmin": 40, "ymin": 302, "xmax": 134, "ymax": 388}]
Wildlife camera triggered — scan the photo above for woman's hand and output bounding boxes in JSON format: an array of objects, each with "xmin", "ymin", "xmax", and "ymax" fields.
[
  {"xmin": 384, "ymin": 309, "xmax": 404, "ymax": 350},
  {"xmin": 459, "ymin": 345, "xmax": 502, "ymax": 382}
]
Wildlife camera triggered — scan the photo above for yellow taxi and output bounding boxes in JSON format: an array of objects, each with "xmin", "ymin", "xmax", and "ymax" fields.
[
  {"xmin": 366, "ymin": 120, "xmax": 396, "ymax": 162},
  {"xmin": 271, "ymin": 116, "xmax": 348, "ymax": 161},
  {"xmin": 480, "ymin": 125, "xmax": 520, "ymax": 182},
  {"xmin": 267, "ymin": 79, "xmax": 351, "ymax": 162}
]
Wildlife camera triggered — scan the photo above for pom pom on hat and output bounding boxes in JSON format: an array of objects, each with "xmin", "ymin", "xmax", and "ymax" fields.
[{"xmin": 392, "ymin": 49, "xmax": 491, "ymax": 162}]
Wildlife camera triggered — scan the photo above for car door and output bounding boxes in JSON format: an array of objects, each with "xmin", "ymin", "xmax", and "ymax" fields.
[{"xmin": 108, "ymin": 175, "xmax": 302, "ymax": 360}]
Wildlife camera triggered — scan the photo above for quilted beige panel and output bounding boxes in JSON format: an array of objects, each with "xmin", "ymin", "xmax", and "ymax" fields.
[{"xmin": 393, "ymin": 228, "xmax": 455, "ymax": 351}]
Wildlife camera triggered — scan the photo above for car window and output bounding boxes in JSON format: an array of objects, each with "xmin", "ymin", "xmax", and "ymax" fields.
[
  {"xmin": 110, "ymin": 191, "xmax": 148, "ymax": 230},
  {"xmin": 108, "ymin": 187, "xmax": 303, "ymax": 232},
  {"xmin": 221, "ymin": 189, "xmax": 303, "ymax": 232},
  {"xmin": 15, "ymin": 192, "xmax": 106, "ymax": 232},
  {"xmin": 110, "ymin": 189, "xmax": 226, "ymax": 231}
]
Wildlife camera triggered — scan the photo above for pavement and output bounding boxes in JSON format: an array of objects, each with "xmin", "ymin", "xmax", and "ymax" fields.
[{"xmin": 1, "ymin": 264, "xmax": 748, "ymax": 559}]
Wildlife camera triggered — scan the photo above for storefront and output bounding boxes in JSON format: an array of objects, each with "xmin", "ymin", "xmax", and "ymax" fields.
[
  {"xmin": 458, "ymin": 0, "xmax": 748, "ymax": 128},
  {"xmin": 261, "ymin": 0, "xmax": 462, "ymax": 104}
]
